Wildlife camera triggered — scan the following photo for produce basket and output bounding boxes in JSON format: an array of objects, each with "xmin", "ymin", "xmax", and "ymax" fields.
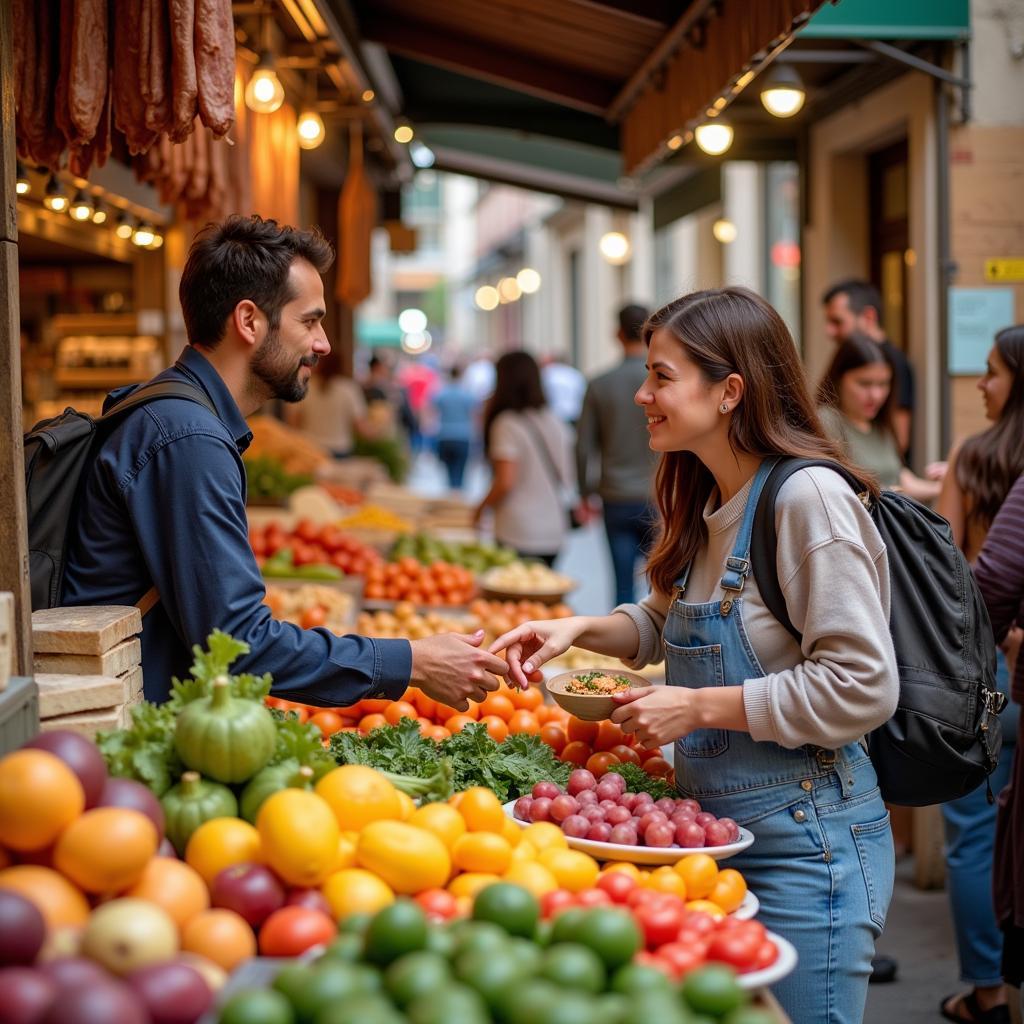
[
  {"xmin": 480, "ymin": 581, "xmax": 577, "ymax": 606},
  {"xmin": 479, "ymin": 565, "xmax": 576, "ymax": 606},
  {"xmin": 0, "ymin": 676, "xmax": 39, "ymax": 754}
]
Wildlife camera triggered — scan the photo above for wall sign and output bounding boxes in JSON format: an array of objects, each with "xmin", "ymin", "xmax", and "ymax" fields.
[{"xmin": 948, "ymin": 287, "xmax": 1016, "ymax": 374}]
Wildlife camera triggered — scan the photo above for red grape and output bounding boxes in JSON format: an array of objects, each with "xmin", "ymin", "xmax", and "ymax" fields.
[
  {"xmin": 677, "ymin": 799, "xmax": 701, "ymax": 815},
  {"xmin": 618, "ymin": 793, "xmax": 638, "ymax": 811},
  {"xmin": 595, "ymin": 781, "xmax": 621, "ymax": 802},
  {"xmin": 675, "ymin": 821, "xmax": 706, "ymax": 847},
  {"xmin": 599, "ymin": 799, "xmax": 618, "ymax": 812},
  {"xmin": 530, "ymin": 797, "xmax": 553, "ymax": 822},
  {"xmin": 533, "ymin": 781, "xmax": 561, "ymax": 800},
  {"xmin": 654, "ymin": 798, "xmax": 677, "ymax": 815},
  {"xmin": 670, "ymin": 810, "xmax": 696, "ymax": 827},
  {"xmin": 549, "ymin": 795, "xmax": 579, "ymax": 823},
  {"xmin": 639, "ymin": 811, "xmax": 669, "ymax": 833},
  {"xmin": 561, "ymin": 814, "xmax": 591, "ymax": 838},
  {"xmin": 576, "ymin": 790, "xmax": 598, "ymax": 806},
  {"xmin": 568, "ymin": 769, "xmax": 597, "ymax": 795},
  {"xmin": 605, "ymin": 806, "xmax": 632, "ymax": 826},
  {"xmin": 718, "ymin": 817, "xmax": 740, "ymax": 841},
  {"xmin": 514, "ymin": 796, "xmax": 533, "ymax": 821},
  {"xmin": 695, "ymin": 811, "xmax": 717, "ymax": 828},
  {"xmin": 586, "ymin": 822, "xmax": 613, "ymax": 842},
  {"xmin": 581, "ymin": 805, "xmax": 606, "ymax": 823},
  {"xmin": 608, "ymin": 824, "xmax": 639, "ymax": 846},
  {"xmin": 703, "ymin": 821, "xmax": 732, "ymax": 847},
  {"xmin": 645, "ymin": 821, "xmax": 676, "ymax": 848}
]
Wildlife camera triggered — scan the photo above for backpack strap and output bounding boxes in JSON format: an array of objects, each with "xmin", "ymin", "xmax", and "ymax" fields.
[
  {"xmin": 749, "ymin": 457, "xmax": 868, "ymax": 644},
  {"xmin": 98, "ymin": 380, "xmax": 218, "ymax": 423}
]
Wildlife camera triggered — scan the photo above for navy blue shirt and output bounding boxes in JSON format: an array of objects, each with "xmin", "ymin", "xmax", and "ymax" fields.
[{"xmin": 63, "ymin": 346, "xmax": 412, "ymax": 705}]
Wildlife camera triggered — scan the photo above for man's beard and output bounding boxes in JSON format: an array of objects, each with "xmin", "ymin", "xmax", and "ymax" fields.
[{"xmin": 250, "ymin": 325, "xmax": 317, "ymax": 403}]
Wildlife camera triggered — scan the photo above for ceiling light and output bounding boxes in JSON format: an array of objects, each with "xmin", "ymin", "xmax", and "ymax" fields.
[
  {"xmin": 760, "ymin": 64, "xmax": 806, "ymax": 118},
  {"xmin": 410, "ymin": 142, "xmax": 434, "ymax": 168},
  {"xmin": 361, "ymin": 89, "xmax": 375, "ymax": 103},
  {"xmin": 132, "ymin": 223, "xmax": 156, "ymax": 248},
  {"xmin": 398, "ymin": 308, "xmax": 427, "ymax": 334},
  {"xmin": 394, "ymin": 122, "xmax": 414, "ymax": 144},
  {"xmin": 599, "ymin": 231, "xmax": 631, "ymax": 265},
  {"xmin": 713, "ymin": 218, "xmax": 738, "ymax": 244},
  {"xmin": 147, "ymin": 229, "xmax": 164, "ymax": 250},
  {"xmin": 43, "ymin": 176, "xmax": 68, "ymax": 213},
  {"xmin": 114, "ymin": 212, "xmax": 135, "ymax": 240},
  {"xmin": 15, "ymin": 162, "xmax": 31, "ymax": 196},
  {"xmin": 497, "ymin": 277, "xmax": 521, "ymax": 303},
  {"xmin": 91, "ymin": 201, "xmax": 108, "ymax": 225},
  {"xmin": 297, "ymin": 108, "xmax": 325, "ymax": 149},
  {"xmin": 694, "ymin": 121, "xmax": 734, "ymax": 156},
  {"xmin": 69, "ymin": 189, "xmax": 95, "ymax": 222},
  {"xmin": 401, "ymin": 330, "xmax": 432, "ymax": 355},
  {"xmin": 245, "ymin": 52, "xmax": 285, "ymax": 113},
  {"xmin": 475, "ymin": 285, "xmax": 499, "ymax": 311},
  {"xmin": 516, "ymin": 268, "xmax": 541, "ymax": 294}
]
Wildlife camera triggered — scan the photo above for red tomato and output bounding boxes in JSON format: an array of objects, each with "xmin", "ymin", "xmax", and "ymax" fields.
[
  {"xmin": 294, "ymin": 520, "xmax": 320, "ymax": 544},
  {"xmin": 258, "ymin": 906, "xmax": 337, "ymax": 957},
  {"xmin": 681, "ymin": 909, "xmax": 719, "ymax": 936},
  {"xmin": 309, "ymin": 710, "xmax": 344, "ymax": 737},
  {"xmin": 752, "ymin": 938, "xmax": 779, "ymax": 971},
  {"xmin": 585, "ymin": 751, "xmax": 620, "ymax": 778},
  {"xmin": 705, "ymin": 926, "xmax": 763, "ymax": 972},
  {"xmin": 574, "ymin": 888, "xmax": 613, "ymax": 908},
  {"xmin": 642, "ymin": 756, "xmax": 674, "ymax": 779},
  {"xmin": 635, "ymin": 900, "xmax": 685, "ymax": 950},
  {"xmin": 415, "ymin": 888, "xmax": 459, "ymax": 921},
  {"xmin": 540, "ymin": 889, "xmax": 577, "ymax": 919},
  {"xmin": 656, "ymin": 941, "xmax": 706, "ymax": 978},
  {"xmin": 626, "ymin": 887, "xmax": 665, "ymax": 910},
  {"xmin": 609, "ymin": 745, "xmax": 641, "ymax": 766},
  {"xmin": 633, "ymin": 951, "xmax": 675, "ymax": 977},
  {"xmin": 596, "ymin": 871, "xmax": 637, "ymax": 904},
  {"xmin": 560, "ymin": 741, "xmax": 591, "ymax": 767}
]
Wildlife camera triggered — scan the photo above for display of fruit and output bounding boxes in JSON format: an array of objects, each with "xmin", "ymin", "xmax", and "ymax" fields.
[
  {"xmin": 389, "ymin": 533, "xmax": 518, "ymax": 573},
  {"xmin": 337, "ymin": 504, "xmax": 414, "ymax": 533},
  {"xmin": 363, "ymin": 558, "xmax": 476, "ymax": 605},
  {"xmin": 546, "ymin": 715, "xmax": 676, "ymax": 785},
  {"xmin": 249, "ymin": 520, "xmax": 382, "ymax": 575},
  {"xmin": 263, "ymin": 584, "xmax": 356, "ymax": 632},
  {"xmin": 512, "ymin": 771, "xmax": 742, "ymax": 850},
  {"xmin": 482, "ymin": 561, "xmax": 575, "ymax": 595},
  {"xmin": 243, "ymin": 454, "xmax": 315, "ymax": 502}
]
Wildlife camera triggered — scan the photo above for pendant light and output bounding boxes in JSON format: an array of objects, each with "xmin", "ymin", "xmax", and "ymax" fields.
[
  {"xmin": 245, "ymin": 10, "xmax": 284, "ymax": 114},
  {"xmin": 43, "ymin": 175, "xmax": 68, "ymax": 212},
  {"xmin": 296, "ymin": 74, "xmax": 325, "ymax": 150},
  {"xmin": 760, "ymin": 64, "xmax": 806, "ymax": 118},
  {"xmin": 15, "ymin": 162, "xmax": 31, "ymax": 196},
  {"xmin": 694, "ymin": 121, "xmax": 734, "ymax": 156},
  {"xmin": 69, "ymin": 189, "xmax": 95, "ymax": 221}
]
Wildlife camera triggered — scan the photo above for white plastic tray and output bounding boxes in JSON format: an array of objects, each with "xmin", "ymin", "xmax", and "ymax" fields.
[{"xmin": 737, "ymin": 931, "xmax": 798, "ymax": 990}]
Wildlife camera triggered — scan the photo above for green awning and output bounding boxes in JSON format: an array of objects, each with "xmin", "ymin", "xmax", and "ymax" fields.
[
  {"xmin": 357, "ymin": 319, "xmax": 403, "ymax": 347},
  {"xmin": 802, "ymin": 0, "xmax": 969, "ymax": 40}
]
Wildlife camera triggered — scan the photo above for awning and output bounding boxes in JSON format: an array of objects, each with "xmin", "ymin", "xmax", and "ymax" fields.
[{"xmin": 356, "ymin": 318, "xmax": 403, "ymax": 347}]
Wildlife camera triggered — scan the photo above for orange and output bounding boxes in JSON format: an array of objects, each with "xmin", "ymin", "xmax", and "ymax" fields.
[
  {"xmin": 457, "ymin": 787, "xmax": 505, "ymax": 833},
  {"xmin": 673, "ymin": 853, "xmax": 719, "ymax": 900},
  {"xmin": 585, "ymin": 751, "xmax": 620, "ymax": 778},
  {"xmin": 0, "ymin": 864, "xmax": 90, "ymax": 929},
  {"xmin": 539, "ymin": 724, "xmax": 566, "ymax": 754},
  {"xmin": 181, "ymin": 909, "xmax": 257, "ymax": 972},
  {"xmin": 501, "ymin": 816, "xmax": 522, "ymax": 846},
  {"xmin": 54, "ymin": 808, "xmax": 158, "ymax": 894},
  {"xmin": 0, "ymin": 750, "xmax": 85, "ymax": 852},
  {"xmin": 360, "ymin": 699, "xmax": 391, "ymax": 715},
  {"xmin": 451, "ymin": 832, "xmax": 513, "ymax": 874},
  {"xmin": 436, "ymin": 701, "xmax": 479, "ymax": 721},
  {"xmin": 359, "ymin": 713, "xmax": 388, "ymax": 733},
  {"xmin": 594, "ymin": 721, "xmax": 626, "ymax": 752},
  {"xmin": 600, "ymin": 862, "xmax": 640, "ymax": 880},
  {"xmin": 445, "ymin": 714, "xmax": 476, "ymax": 734},
  {"xmin": 561, "ymin": 741, "xmax": 591, "ymax": 766},
  {"xmin": 478, "ymin": 715, "xmax": 509, "ymax": 743},
  {"xmin": 537, "ymin": 848, "xmax": 600, "ymax": 893},
  {"xmin": 125, "ymin": 857, "xmax": 210, "ymax": 930},
  {"xmin": 185, "ymin": 818, "xmax": 262, "ymax": 887},
  {"xmin": 520, "ymin": 822, "xmax": 568, "ymax": 853},
  {"xmin": 447, "ymin": 872, "xmax": 501, "ymax": 900},
  {"xmin": 408, "ymin": 802, "xmax": 467, "ymax": 849},
  {"xmin": 322, "ymin": 868, "xmax": 394, "ymax": 919},
  {"xmin": 424, "ymin": 724, "xmax": 450, "ymax": 742},
  {"xmin": 708, "ymin": 868, "xmax": 747, "ymax": 914},
  {"xmin": 310, "ymin": 710, "xmax": 345, "ymax": 737},
  {"xmin": 384, "ymin": 701, "xmax": 419, "ymax": 726},
  {"xmin": 566, "ymin": 716, "xmax": 600, "ymax": 745},
  {"xmin": 315, "ymin": 765, "xmax": 403, "ymax": 831},
  {"xmin": 509, "ymin": 686, "xmax": 543, "ymax": 712},
  {"xmin": 503, "ymin": 861, "xmax": 558, "ymax": 897},
  {"xmin": 507, "ymin": 711, "xmax": 540, "ymax": 736},
  {"xmin": 409, "ymin": 688, "xmax": 437, "ymax": 718},
  {"xmin": 478, "ymin": 693, "xmax": 515, "ymax": 721},
  {"xmin": 685, "ymin": 899, "xmax": 726, "ymax": 920}
]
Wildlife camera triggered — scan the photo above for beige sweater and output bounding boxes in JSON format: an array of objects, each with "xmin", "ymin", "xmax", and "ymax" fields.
[{"xmin": 614, "ymin": 466, "xmax": 899, "ymax": 750}]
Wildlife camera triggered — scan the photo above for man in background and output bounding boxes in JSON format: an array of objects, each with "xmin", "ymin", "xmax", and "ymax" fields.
[
  {"xmin": 542, "ymin": 353, "xmax": 586, "ymax": 426},
  {"xmin": 575, "ymin": 304, "xmax": 657, "ymax": 606}
]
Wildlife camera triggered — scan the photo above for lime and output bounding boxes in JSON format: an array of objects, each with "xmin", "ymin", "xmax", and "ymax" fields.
[
  {"xmin": 295, "ymin": 962, "xmax": 385, "ymax": 1024},
  {"xmin": 610, "ymin": 963, "xmax": 674, "ymax": 996},
  {"xmin": 340, "ymin": 911, "xmax": 373, "ymax": 935},
  {"xmin": 722, "ymin": 1009, "xmax": 776, "ymax": 1024},
  {"xmin": 407, "ymin": 982, "xmax": 490, "ymax": 1024},
  {"xmin": 540, "ymin": 943, "xmax": 606, "ymax": 994},
  {"xmin": 219, "ymin": 989, "xmax": 296, "ymax": 1024},
  {"xmin": 618, "ymin": 992, "xmax": 693, "ymax": 1024},
  {"xmin": 320, "ymin": 932, "xmax": 364, "ymax": 963},
  {"xmin": 505, "ymin": 936, "xmax": 544, "ymax": 975},
  {"xmin": 425, "ymin": 925, "xmax": 456, "ymax": 957},
  {"xmin": 549, "ymin": 907, "xmax": 587, "ymax": 945},
  {"xmin": 272, "ymin": 964, "xmax": 316, "ymax": 1007},
  {"xmin": 681, "ymin": 965, "xmax": 746, "ymax": 1017},
  {"xmin": 385, "ymin": 950, "xmax": 453, "ymax": 1007},
  {"xmin": 472, "ymin": 882, "xmax": 540, "ymax": 938},
  {"xmin": 593, "ymin": 992, "xmax": 628, "ymax": 1024},
  {"xmin": 533, "ymin": 918, "xmax": 555, "ymax": 947},
  {"xmin": 505, "ymin": 981, "xmax": 562, "ymax": 1024},
  {"xmin": 536, "ymin": 991, "xmax": 600, "ymax": 1024},
  {"xmin": 455, "ymin": 949, "xmax": 530, "ymax": 1012},
  {"xmin": 450, "ymin": 920, "xmax": 509, "ymax": 959},
  {"xmin": 574, "ymin": 908, "xmax": 640, "ymax": 971},
  {"xmin": 364, "ymin": 899, "xmax": 429, "ymax": 965},
  {"xmin": 314, "ymin": 994, "xmax": 403, "ymax": 1024}
]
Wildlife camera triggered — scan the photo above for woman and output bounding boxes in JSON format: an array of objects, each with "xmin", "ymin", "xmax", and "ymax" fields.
[
  {"xmin": 491, "ymin": 288, "xmax": 898, "ymax": 1023},
  {"xmin": 475, "ymin": 351, "xmax": 571, "ymax": 566},
  {"xmin": 817, "ymin": 334, "xmax": 940, "ymax": 500},
  {"xmin": 935, "ymin": 325, "xmax": 1024, "ymax": 1024},
  {"xmin": 289, "ymin": 348, "xmax": 370, "ymax": 458},
  {"xmin": 973, "ymin": 475, "xmax": 1024, "ymax": 1019}
]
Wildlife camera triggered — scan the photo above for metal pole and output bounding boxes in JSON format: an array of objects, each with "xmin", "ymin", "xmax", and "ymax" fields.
[{"xmin": 936, "ymin": 78, "xmax": 953, "ymax": 458}]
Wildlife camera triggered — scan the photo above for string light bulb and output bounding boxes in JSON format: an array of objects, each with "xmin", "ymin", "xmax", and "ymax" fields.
[
  {"xmin": 297, "ymin": 109, "xmax": 325, "ymax": 149},
  {"xmin": 114, "ymin": 212, "xmax": 135, "ymax": 240},
  {"xmin": 760, "ymin": 64, "xmax": 806, "ymax": 118},
  {"xmin": 91, "ymin": 201, "xmax": 108, "ymax": 225},
  {"xmin": 598, "ymin": 231, "xmax": 631, "ymax": 265},
  {"xmin": 245, "ymin": 52, "xmax": 285, "ymax": 113},
  {"xmin": 43, "ymin": 175, "xmax": 68, "ymax": 213},
  {"xmin": 132, "ymin": 222, "xmax": 156, "ymax": 247},
  {"xmin": 393, "ymin": 122, "xmax": 414, "ymax": 144},
  {"xmin": 15, "ymin": 162, "xmax": 31, "ymax": 196},
  {"xmin": 69, "ymin": 189, "xmax": 95, "ymax": 221},
  {"xmin": 694, "ymin": 121, "xmax": 734, "ymax": 156}
]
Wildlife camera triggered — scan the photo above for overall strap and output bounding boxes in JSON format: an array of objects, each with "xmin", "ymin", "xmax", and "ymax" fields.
[
  {"xmin": 671, "ymin": 562, "xmax": 693, "ymax": 602},
  {"xmin": 719, "ymin": 456, "xmax": 780, "ymax": 615}
]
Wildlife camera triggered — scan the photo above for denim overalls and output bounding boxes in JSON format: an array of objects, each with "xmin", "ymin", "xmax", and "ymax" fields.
[{"xmin": 664, "ymin": 459, "xmax": 895, "ymax": 1024}]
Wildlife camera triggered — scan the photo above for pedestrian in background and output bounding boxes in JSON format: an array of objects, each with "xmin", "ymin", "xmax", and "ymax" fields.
[
  {"xmin": 288, "ymin": 347, "xmax": 370, "ymax": 458},
  {"xmin": 475, "ymin": 351, "xmax": 572, "ymax": 566},
  {"xmin": 575, "ymin": 303, "xmax": 658, "ymax": 605},
  {"xmin": 935, "ymin": 325, "xmax": 1024, "ymax": 1024},
  {"xmin": 431, "ymin": 364, "xmax": 477, "ymax": 490},
  {"xmin": 542, "ymin": 352, "xmax": 586, "ymax": 425},
  {"xmin": 817, "ymin": 334, "xmax": 940, "ymax": 501}
]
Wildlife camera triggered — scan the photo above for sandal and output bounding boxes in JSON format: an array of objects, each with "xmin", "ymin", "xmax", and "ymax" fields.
[{"xmin": 939, "ymin": 991, "xmax": 1011, "ymax": 1024}]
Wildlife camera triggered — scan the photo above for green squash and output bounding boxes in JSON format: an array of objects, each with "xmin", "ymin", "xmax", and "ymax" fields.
[
  {"xmin": 239, "ymin": 760, "xmax": 316, "ymax": 823},
  {"xmin": 161, "ymin": 771, "xmax": 239, "ymax": 854},
  {"xmin": 174, "ymin": 677, "xmax": 276, "ymax": 783}
]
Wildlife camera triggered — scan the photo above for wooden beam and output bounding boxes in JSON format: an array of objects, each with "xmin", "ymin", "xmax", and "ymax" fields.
[
  {"xmin": 573, "ymin": 0, "xmax": 674, "ymax": 28},
  {"xmin": 360, "ymin": 14, "xmax": 616, "ymax": 116},
  {"xmin": 0, "ymin": 0, "xmax": 17, "ymax": 245}
]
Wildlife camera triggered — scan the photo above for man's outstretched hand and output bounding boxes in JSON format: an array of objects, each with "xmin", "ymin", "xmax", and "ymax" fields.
[{"xmin": 410, "ymin": 630, "xmax": 509, "ymax": 711}]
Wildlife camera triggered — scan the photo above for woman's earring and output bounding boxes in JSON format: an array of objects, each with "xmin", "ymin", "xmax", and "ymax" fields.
[{"xmin": 719, "ymin": 403, "xmax": 729, "ymax": 414}]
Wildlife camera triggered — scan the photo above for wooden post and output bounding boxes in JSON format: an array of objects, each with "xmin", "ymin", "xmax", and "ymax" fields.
[{"xmin": 0, "ymin": 0, "xmax": 32, "ymax": 675}]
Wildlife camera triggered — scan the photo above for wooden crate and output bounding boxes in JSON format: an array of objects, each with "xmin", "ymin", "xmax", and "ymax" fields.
[{"xmin": 32, "ymin": 606, "xmax": 142, "ymax": 656}]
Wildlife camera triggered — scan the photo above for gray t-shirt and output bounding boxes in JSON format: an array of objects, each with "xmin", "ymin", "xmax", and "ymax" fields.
[{"xmin": 818, "ymin": 405, "xmax": 903, "ymax": 489}]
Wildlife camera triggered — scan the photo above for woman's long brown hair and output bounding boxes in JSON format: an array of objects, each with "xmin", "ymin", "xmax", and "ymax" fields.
[
  {"xmin": 644, "ymin": 287, "xmax": 879, "ymax": 597},
  {"xmin": 955, "ymin": 325, "xmax": 1024, "ymax": 533}
]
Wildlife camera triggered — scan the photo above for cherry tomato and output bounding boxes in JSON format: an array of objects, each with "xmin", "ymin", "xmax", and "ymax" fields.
[
  {"xmin": 656, "ymin": 941, "xmax": 706, "ymax": 978},
  {"xmin": 752, "ymin": 938, "xmax": 780, "ymax": 971},
  {"xmin": 585, "ymin": 752, "xmax": 620, "ymax": 778},
  {"xmin": 574, "ymin": 888, "xmax": 613, "ymax": 908},
  {"xmin": 596, "ymin": 871, "xmax": 637, "ymax": 904},
  {"xmin": 705, "ymin": 926, "xmax": 763, "ymax": 971},
  {"xmin": 609, "ymin": 744, "xmax": 641, "ymax": 766},
  {"xmin": 258, "ymin": 906, "xmax": 337, "ymax": 957},
  {"xmin": 635, "ymin": 900, "xmax": 685, "ymax": 950},
  {"xmin": 415, "ymin": 888, "xmax": 460, "ymax": 921},
  {"xmin": 540, "ymin": 889, "xmax": 577, "ymax": 919}
]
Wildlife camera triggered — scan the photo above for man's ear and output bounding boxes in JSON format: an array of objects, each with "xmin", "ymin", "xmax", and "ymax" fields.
[{"xmin": 232, "ymin": 300, "xmax": 261, "ymax": 349}]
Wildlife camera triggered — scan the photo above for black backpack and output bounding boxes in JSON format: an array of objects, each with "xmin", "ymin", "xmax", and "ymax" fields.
[
  {"xmin": 24, "ymin": 381, "xmax": 216, "ymax": 610},
  {"xmin": 750, "ymin": 458, "xmax": 1005, "ymax": 807}
]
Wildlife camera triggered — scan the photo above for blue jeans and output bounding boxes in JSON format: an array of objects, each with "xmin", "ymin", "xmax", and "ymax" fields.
[
  {"xmin": 942, "ymin": 650, "xmax": 1019, "ymax": 987},
  {"xmin": 602, "ymin": 499, "xmax": 655, "ymax": 606},
  {"xmin": 437, "ymin": 439, "xmax": 470, "ymax": 489},
  {"xmin": 665, "ymin": 459, "xmax": 893, "ymax": 1023}
]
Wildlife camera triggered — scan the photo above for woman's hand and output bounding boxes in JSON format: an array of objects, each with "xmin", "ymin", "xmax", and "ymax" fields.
[
  {"xmin": 488, "ymin": 617, "xmax": 585, "ymax": 689},
  {"xmin": 610, "ymin": 685, "xmax": 698, "ymax": 749}
]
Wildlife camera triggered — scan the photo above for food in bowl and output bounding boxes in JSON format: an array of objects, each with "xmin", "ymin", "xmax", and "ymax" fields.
[{"xmin": 565, "ymin": 671, "xmax": 632, "ymax": 696}]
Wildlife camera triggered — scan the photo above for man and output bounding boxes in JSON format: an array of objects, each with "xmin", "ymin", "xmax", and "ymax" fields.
[
  {"xmin": 63, "ymin": 216, "xmax": 507, "ymax": 708},
  {"xmin": 542, "ymin": 353, "xmax": 586, "ymax": 425},
  {"xmin": 575, "ymin": 304, "xmax": 658, "ymax": 607},
  {"xmin": 822, "ymin": 279, "xmax": 914, "ymax": 457}
]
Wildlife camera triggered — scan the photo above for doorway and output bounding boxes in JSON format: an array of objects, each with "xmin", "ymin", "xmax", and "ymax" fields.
[{"xmin": 868, "ymin": 140, "xmax": 909, "ymax": 351}]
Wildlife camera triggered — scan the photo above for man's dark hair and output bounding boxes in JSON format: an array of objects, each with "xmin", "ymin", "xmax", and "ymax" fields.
[
  {"xmin": 822, "ymin": 279, "xmax": 882, "ymax": 318},
  {"xmin": 618, "ymin": 303, "xmax": 649, "ymax": 342},
  {"xmin": 179, "ymin": 215, "xmax": 334, "ymax": 349}
]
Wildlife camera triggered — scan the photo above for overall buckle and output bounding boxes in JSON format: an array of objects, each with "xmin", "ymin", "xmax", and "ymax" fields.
[{"xmin": 719, "ymin": 557, "xmax": 750, "ymax": 616}]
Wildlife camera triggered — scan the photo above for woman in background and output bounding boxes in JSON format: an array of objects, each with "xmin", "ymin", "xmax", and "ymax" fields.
[
  {"xmin": 817, "ymin": 334, "xmax": 940, "ymax": 500},
  {"xmin": 290, "ymin": 348, "xmax": 369, "ymax": 458},
  {"xmin": 936, "ymin": 325, "xmax": 1024, "ymax": 1024},
  {"xmin": 475, "ymin": 351, "xmax": 571, "ymax": 566}
]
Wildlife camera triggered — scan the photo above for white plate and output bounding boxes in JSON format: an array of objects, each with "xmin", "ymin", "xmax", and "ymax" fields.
[
  {"xmin": 731, "ymin": 889, "xmax": 760, "ymax": 920},
  {"xmin": 503, "ymin": 802, "xmax": 754, "ymax": 864},
  {"xmin": 736, "ymin": 931, "xmax": 798, "ymax": 991}
]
